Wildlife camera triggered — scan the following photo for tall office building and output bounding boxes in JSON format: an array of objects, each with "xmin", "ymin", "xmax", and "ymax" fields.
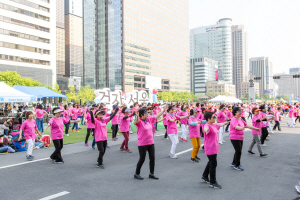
[
  {"xmin": 273, "ymin": 73, "xmax": 296, "ymax": 97},
  {"xmin": 190, "ymin": 18, "xmax": 233, "ymax": 84},
  {"xmin": 289, "ymin": 68, "xmax": 300, "ymax": 98},
  {"xmin": 95, "ymin": 0, "xmax": 190, "ymax": 92},
  {"xmin": 56, "ymin": 0, "xmax": 65, "ymax": 76},
  {"xmin": 190, "ymin": 57, "xmax": 218, "ymax": 95},
  {"xmin": 65, "ymin": 0, "xmax": 83, "ymax": 79},
  {"xmin": 249, "ymin": 57, "xmax": 274, "ymax": 97},
  {"xmin": 0, "ymin": 0, "xmax": 56, "ymax": 86},
  {"xmin": 232, "ymin": 25, "xmax": 248, "ymax": 98}
]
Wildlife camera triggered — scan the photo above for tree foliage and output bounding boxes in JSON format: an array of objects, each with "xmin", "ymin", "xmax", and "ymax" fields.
[
  {"xmin": 65, "ymin": 85, "xmax": 95, "ymax": 103},
  {"xmin": 0, "ymin": 70, "xmax": 45, "ymax": 87},
  {"xmin": 158, "ymin": 91, "xmax": 197, "ymax": 103}
]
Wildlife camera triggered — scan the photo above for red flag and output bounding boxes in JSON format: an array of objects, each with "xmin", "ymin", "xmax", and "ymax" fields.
[{"xmin": 215, "ymin": 70, "xmax": 218, "ymax": 80}]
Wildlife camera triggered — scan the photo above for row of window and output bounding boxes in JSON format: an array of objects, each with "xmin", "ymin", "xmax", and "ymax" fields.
[
  {"xmin": 0, "ymin": 15, "xmax": 49, "ymax": 33},
  {"xmin": 125, "ymin": 62, "xmax": 150, "ymax": 69},
  {"xmin": 125, "ymin": 43, "xmax": 150, "ymax": 52},
  {"xmin": 0, "ymin": 28, "xmax": 50, "ymax": 44},
  {"xmin": 0, "ymin": 54, "xmax": 50, "ymax": 65},
  {"xmin": 125, "ymin": 75, "xmax": 134, "ymax": 79},
  {"xmin": 125, "ymin": 68, "xmax": 150, "ymax": 75},
  {"xmin": 10, "ymin": 0, "xmax": 49, "ymax": 12},
  {"xmin": 125, "ymin": 49, "xmax": 151, "ymax": 58},
  {"xmin": 124, "ymin": 55, "xmax": 150, "ymax": 63},
  {"xmin": 125, "ymin": 82, "xmax": 134, "ymax": 85},
  {"xmin": 0, "ymin": 2, "xmax": 49, "ymax": 22},
  {"xmin": 0, "ymin": 41, "xmax": 50, "ymax": 55}
]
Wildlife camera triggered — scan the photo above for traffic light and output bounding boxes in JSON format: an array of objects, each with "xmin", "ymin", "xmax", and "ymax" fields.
[
  {"xmin": 293, "ymin": 75, "xmax": 300, "ymax": 78},
  {"xmin": 254, "ymin": 77, "xmax": 261, "ymax": 80},
  {"xmin": 273, "ymin": 76, "xmax": 280, "ymax": 79}
]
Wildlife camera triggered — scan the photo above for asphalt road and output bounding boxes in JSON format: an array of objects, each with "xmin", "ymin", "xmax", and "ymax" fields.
[{"xmin": 1, "ymin": 118, "xmax": 299, "ymax": 200}]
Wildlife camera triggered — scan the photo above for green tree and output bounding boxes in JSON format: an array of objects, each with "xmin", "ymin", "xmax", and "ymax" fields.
[
  {"xmin": 52, "ymin": 82, "xmax": 61, "ymax": 94},
  {"xmin": 66, "ymin": 85, "xmax": 78, "ymax": 102},
  {"xmin": 77, "ymin": 85, "xmax": 95, "ymax": 103},
  {"xmin": 255, "ymin": 93, "xmax": 259, "ymax": 99}
]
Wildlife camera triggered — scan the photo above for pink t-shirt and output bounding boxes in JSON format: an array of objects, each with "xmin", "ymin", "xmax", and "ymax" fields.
[
  {"xmin": 78, "ymin": 109, "xmax": 83, "ymax": 117},
  {"xmin": 217, "ymin": 110, "xmax": 226, "ymax": 123},
  {"xmin": 227, "ymin": 111, "xmax": 233, "ymax": 119},
  {"xmin": 136, "ymin": 116, "xmax": 156, "ymax": 146},
  {"xmin": 71, "ymin": 109, "xmax": 79, "ymax": 119},
  {"xmin": 21, "ymin": 119, "xmax": 37, "ymax": 140},
  {"xmin": 36, "ymin": 109, "xmax": 46, "ymax": 119},
  {"xmin": 59, "ymin": 106, "xmax": 65, "ymax": 111},
  {"xmin": 85, "ymin": 112, "xmax": 95, "ymax": 129},
  {"xmin": 259, "ymin": 112, "xmax": 267, "ymax": 127},
  {"xmin": 230, "ymin": 117, "xmax": 247, "ymax": 140},
  {"xmin": 274, "ymin": 111, "xmax": 280, "ymax": 121},
  {"xmin": 63, "ymin": 110, "xmax": 71, "ymax": 119},
  {"xmin": 204, "ymin": 123, "xmax": 220, "ymax": 155},
  {"xmin": 111, "ymin": 113, "xmax": 119, "ymax": 125},
  {"xmin": 289, "ymin": 109, "xmax": 294, "ymax": 118},
  {"xmin": 120, "ymin": 113, "xmax": 131, "ymax": 132},
  {"xmin": 189, "ymin": 116, "xmax": 200, "ymax": 138},
  {"xmin": 178, "ymin": 110, "xmax": 188, "ymax": 125},
  {"xmin": 166, "ymin": 113, "xmax": 179, "ymax": 134},
  {"xmin": 94, "ymin": 117, "xmax": 110, "ymax": 142},
  {"xmin": 252, "ymin": 115, "xmax": 262, "ymax": 135},
  {"xmin": 49, "ymin": 117, "xmax": 69, "ymax": 140}
]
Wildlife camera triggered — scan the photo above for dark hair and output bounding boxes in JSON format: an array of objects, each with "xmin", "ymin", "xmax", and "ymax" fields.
[
  {"xmin": 204, "ymin": 111, "xmax": 214, "ymax": 121},
  {"xmin": 122, "ymin": 107, "xmax": 127, "ymax": 113},
  {"xmin": 13, "ymin": 119, "xmax": 20, "ymax": 124},
  {"xmin": 37, "ymin": 104, "xmax": 43, "ymax": 109},
  {"xmin": 232, "ymin": 107, "xmax": 241, "ymax": 116},
  {"xmin": 167, "ymin": 106, "xmax": 173, "ymax": 112},
  {"xmin": 252, "ymin": 107, "xmax": 258, "ymax": 114},
  {"xmin": 64, "ymin": 105, "xmax": 68, "ymax": 110},
  {"xmin": 138, "ymin": 108, "xmax": 147, "ymax": 117},
  {"xmin": 130, "ymin": 105, "xmax": 133, "ymax": 108},
  {"xmin": 25, "ymin": 111, "xmax": 33, "ymax": 119},
  {"xmin": 219, "ymin": 104, "xmax": 225, "ymax": 110},
  {"xmin": 259, "ymin": 105, "xmax": 265, "ymax": 110},
  {"xmin": 277, "ymin": 107, "xmax": 281, "ymax": 111},
  {"xmin": 196, "ymin": 103, "xmax": 200, "ymax": 107},
  {"xmin": 52, "ymin": 108, "xmax": 60, "ymax": 115}
]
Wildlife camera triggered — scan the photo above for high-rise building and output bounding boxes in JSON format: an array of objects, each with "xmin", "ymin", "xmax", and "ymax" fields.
[
  {"xmin": 65, "ymin": 0, "xmax": 83, "ymax": 79},
  {"xmin": 190, "ymin": 57, "xmax": 218, "ymax": 95},
  {"xmin": 274, "ymin": 72, "xmax": 298, "ymax": 98},
  {"xmin": 289, "ymin": 68, "xmax": 300, "ymax": 98},
  {"xmin": 232, "ymin": 25, "xmax": 248, "ymax": 98},
  {"xmin": 95, "ymin": 0, "xmax": 190, "ymax": 92},
  {"xmin": 190, "ymin": 18, "xmax": 233, "ymax": 84},
  {"xmin": 249, "ymin": 57, "xmax": 274, "ymax": 97},
  {"xmin": 56, "ymin": 0, "xmax": 65, "ymax": 76},
  {"xmin": 0, "ymin": 0, "xmax": 56, "ymax": 86}
]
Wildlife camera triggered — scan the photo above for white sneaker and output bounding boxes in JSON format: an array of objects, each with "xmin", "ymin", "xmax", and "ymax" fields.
[
  {"xmin": 117, "ymin": 133, "xmax": 120, "ymax": 136},
  {"xmin": 66, "ymin": 134, "xmax": 70, "ymax": 136},
  {"xmin": 222, "ymin": 140, "xmax": 226, "ymax": 143},
  {"xmin": 219, "ymin": 142, "xmax": 223, "ymax": 145},
  {"xmin": 295, "ymin": 185, "xmax": 300, "ymax": 194},
  {"xmin": 260, "ymin": 144, "xmax": 267, "ymax": 147},
  {"xmin": 170, "ymin": 154, "xmax": 178, "ymax": 159},
  {"xmin": 35, "ymin": 146, "xmax": 40, "ymax": 149}
]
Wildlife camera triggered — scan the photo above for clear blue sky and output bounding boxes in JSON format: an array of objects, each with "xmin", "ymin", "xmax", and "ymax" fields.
[{"xmin": 189, "ymin": 0, "xmax": 300, "ymax": 74}]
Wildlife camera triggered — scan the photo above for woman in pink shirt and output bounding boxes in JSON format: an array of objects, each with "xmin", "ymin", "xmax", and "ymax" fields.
[
  {"xmin": 248, "ymin": 108, "xmax": 267, "ymax": 157},
  {"xmin": 217, "ymin": 105, "xmax": 227, "ymax": 144},
  {"xmin": 230, "ymin": 107, "xmax": 259, "ymax": 171},
  {"xmin": 111, "ymin": 105, "xmax": 120, "ymax": 141},
  {"xmin": 91, "ymin": 107, "xmax": 119, "ymax": 169},
  {"xmin": 46, "ymin": 108, "xmax": 78, "ymax": 164},
  {"xmin": 178, "ymin": 105, "xmax": 189, "ymax": 142},
  {"xmin": 133, "ymin": 106, "xmax": 166, "ymax": 180},
  {"xmin": 19, "ymin": 111, "xmax": 41, "ymax": 161},
  {"xmin": 84, "ymin": 106, "xmax": 95, "ymax": 146},
  {"xmin": 201, "ymin": 111, "xmax": 228, "ymax": 189},
  {"xmin": 120, "ymin": 107, "xmax": 135, "ymax": 153},
  {"xmin": 71, "ymin": 104, "xmax": 80, "ymax": 132},
  {"xmin": 63, "ymin": 105, "xmax": 72, "ymax": 136},
  {"xmin": 35, "ymin": 104, "xmax": 46, "ymax": 133}
]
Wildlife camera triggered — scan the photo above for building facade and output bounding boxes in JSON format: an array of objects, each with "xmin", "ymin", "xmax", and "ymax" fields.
[
  {"xmin": 190, "ymin": 57, "xmax": 218, "ymax": 95},
  {"xmin": 190, "ymin": 18, "xmax": 232, "ymax": 84},
  {"xmin": 56, "ymin": 0, "xmax": 65, "ymax": 76},
  {"xmin": 0, "ymin": 0, "xmax": 56, "ymax": 86},
  {"xmin": 95, "ymin": 0, "xmax": 190, "ymax": 92},
  {"xmin": 249, "ymin": 57, "xmax": 274, "ymax": 97},
  {"xmin": 289, "ymin": 68, "xmax": 300, "ymax": 98},
  {"xmin": 206, "ymin": 81, "xmax": 236, "ymax": 97},
  {"xmin": 240, "ymin": 81, "xmax": 259, "ymax": 98},
  {"xmin": 232, "ymin": 25, "xmax": 248, "ymax": 98},
  {"xmin": 273, "ymin": 73, "xmax": 296, "ymax": 98}
]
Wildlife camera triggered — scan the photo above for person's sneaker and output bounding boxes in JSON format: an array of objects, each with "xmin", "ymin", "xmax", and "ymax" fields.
[
  {"xmin": 149, "ymin": 174, "xmax": 159, "ymax": 180},
  {"xmin": 26, "ymin": 155, "xmax": 33, "ymax": 161},
  {"xmin": 195, "ymin": 156, "xmax": 201, "ymax": 160},
  {"xmin": 44, "ymin": 146, "xmax": 48, "ymax": 149},
  {"xmin": 260, "ymin": 153, "xmax": 268, "ymax": 157},
  {"xmin": 76, "ymin": 130, "xmax": 80, "ymax": 132},
  {"xmin": 106, "ymin": 145, "xmax": 110, "ymax": 149},
  {"xmin": 55, "ymin": 161, "xmax": 64, "ymax": 164},
  {"xmin": 112, "ymin": 138, "xmax": 116, "ymax": 141},
  {"xmin": 129, "ymin": 131, "xmax": 133, "ymax": 134},
  {"xmin": 85, "ymin": 143, "xmax": 88, "ymax": 146},
  {"xmin": 120, "ymin": 148, "xmax": 125, "ymax": 151},
  {"xmin": 134, "ymin": 174, "xmax": 144, "ymax": 180},
  {"xmin": 209, "ymin": 182, "xmax": 222, "ymax": 189},
  {"xmin": 222, "ymin": 140, "xmax": 226, "ymax": 143},
  {"xmin": 182, "ymin": 139, "xmax": 188, "ymax": 142},
  {"xmin": 117, "ymin": 133, "xmax": 120, "ymax": 136},
  {"xmin": 115, "ymin": 137, "xmax": 118, "ymax": 140},
  {"xmin": 234, "ymin": 165, "xmax": 244, "ymax": 171},
  {"xmin": 71, "ymin": 130, "xmax": 74, "ymax": 132},
  {"xmin": 219, "ymin": 142, "xmax": 223, "ymax": 145},
  {"xmin": 260, "ymin": 144, "xmax": 267, "ymax": 147},
  {"xmin": 231, "ymin": 162, "xmax": 235, "ymax": 167},
  {"xmin": 65, "ymin": 134, "xmax": 70, "ymax": 136},
  {"xmin": 190, "ymin": 158, "xmax": 196, "ymax": 163},
  {"xmin": 295, "ymin": 185, "xmax": 300, "ymax": 194},
  {"xmin": 97, "ymin": 164, "xmax": 105, "ymax": 169},
  {"xmin": 179, "ymin": 138, "xmax": 183, "ymax": 141},
  {"xmin": 124, "ymin": 149, "xmax": 132, "ymax": 153},
  {"xmin": 33, "ymin": 147, "xmax": 37, "ymax": 150},
  {"xmin": 248, "ymin": 151, "xmax": 255, "ymax": 154},
  {"xmin": 170, "ymin": 154, "xmax": 177, "ymax": 159},
  {"xmin": 164, "ymin": 137, "xmax": 169, "ymax": 140},
  {"xmin": 201, "ymin": 176, "xmax": 209, "ymax": 183},
  {"xmin": 91, "ymin": 146, "xmax": 95, "ymax": 150},
  {"xmin": 225, "ymin": 130, "xmax": 229, "ymax": 132},
  {"xmin": 265, "ymin": 138, "xmax": 269, "ymax": 141},
  {"xmin": 35, "ymin": 146, "xmax": 40, "ymax": 149}
]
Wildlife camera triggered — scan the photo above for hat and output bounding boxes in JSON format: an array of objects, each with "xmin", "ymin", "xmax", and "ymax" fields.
[
  {"xmin": 124, "ymin": 108, "xmax": 131, "ymax": 112},
  {"xmin": 88, "ymin": 106, "xmax": 93, "ymax": 110},
  {"xmin": 53, "ymin": 109, "xmax": 64, "ymax": 114},
  {"xmin": 153, "ymin": 103, "xmax": 159, "ymax": 107},
  {"xmin": 138, "ymin": 108, "xmax": 149, "ymax": 116},
  {"xmin": 253, "ymin": 108, "xmax": 261, "ymax": 112},
  {"xmin": 95, "ymin": 110, "xmax": 106, "ymax": 116},
  {"xmin": 113, "ymin": 105, "xmax": 118, "ymax": 109}
]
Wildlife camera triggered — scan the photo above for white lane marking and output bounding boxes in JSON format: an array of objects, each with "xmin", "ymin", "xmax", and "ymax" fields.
[
  {"xmin": 0, "ymin": 157, "xmax": 49, "ymax": 170},
  {"xmin": 175, "ymin": 148, "xmax": 193, "ymax": 156},
  {"xmin": 155, "ymin": 134, "xmax": 165, "ymax": 136},
  {"xmin": 39, "ymin": 191, "xmax": 70, "ymax": 200}
]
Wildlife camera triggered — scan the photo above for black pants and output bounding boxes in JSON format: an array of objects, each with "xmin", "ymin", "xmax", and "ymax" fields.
[
  {"xmin": 247, "ymin": 112, "xmax": 252, "ymax": 119},
  {"xmin": 295, "ymin": 116, "xmax": 300, "ymax": 123},
  {"xmin": 260, "ymin": 127, "xmax": 268, "ymax": 144},
  {"xmin": 241, "ymin": 117, "xmax": 246, "ymax": 123},
  {"xmin": 202, "ymin": 154, "xmax": 217, "ymax": 184},
  {"xmin": 51, "ymin": 139, "xmax": 63, "ymax": 162},
  {"xmin": 96, "ymin": 140, "xmax": 107, "ymax": 165},
  {"xmin": 231, "ymin": 140, "xmax": 243, "ymax": 167},
  {"xmin": 65, "ymin": 123, "xmax": 70, "ymax": 135},
  {"xmin": 135, "ymin": 144, "xmax": 155, "ymax": 175},
  {"xmin": 200, "ymin": 126, "xmax": 204, "ymax": 137},
  {"xmin": 164, "ymin": 125, "xmax": 168, "ymax": 138},
  {"xmin": 273, "ymin": 121, "xmax": 281, "ymax": 130},
  {"xmin": 111, "ymin": 124, "xmax": 118, "ymax": 138},
  {"xmin": 85, "ymin": 128, "xmax": 94, "ymax": 143},
  {"xmin": 225, "ymin": 122, "xmax": 230, "ymax": 132}
]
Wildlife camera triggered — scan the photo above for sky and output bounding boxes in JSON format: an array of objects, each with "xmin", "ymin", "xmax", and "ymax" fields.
[{"xmin": 189, "ymin": 0, "xmax": 300, "ymax": 74}]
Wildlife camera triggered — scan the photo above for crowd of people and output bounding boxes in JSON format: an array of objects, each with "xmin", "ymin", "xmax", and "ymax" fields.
[{"xmin": 1, "ymin": 101, "xmax": 299, "ymax": 189}]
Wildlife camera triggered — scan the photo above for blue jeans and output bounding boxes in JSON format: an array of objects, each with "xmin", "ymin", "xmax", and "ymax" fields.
[
  {"xmin": 36, "ymin": 118, "xmax": 44, "ymax": 133},
  {"xmin": 225, "ymin": 122, "xmax": 230, "ymax": 132},
  {"xmin": 80, "ymin": 116, "xmax": 85, "ymax": 125},
  {"xmin": 72, "ymin": 120, "xmax": 78, "ymax": 131},
  {"xmin": 0, "ymin": 145, "xmax": 15, "ymax": 153},
  {"xmin": 0, "ymin": 146, "xmax": 8, "ymax": 153},
  {"xmin": 35, "ymin": 142, "xmax": 44, "ymax": 148}
]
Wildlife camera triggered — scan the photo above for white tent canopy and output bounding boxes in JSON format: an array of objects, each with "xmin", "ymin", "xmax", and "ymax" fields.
[
  {"xmin": 209, "ymin": 95, "xmax": 242, "ymax": 103},
  {"xmin": 0, "ymin": 82, "xmax": 36, "ymax": 102}
]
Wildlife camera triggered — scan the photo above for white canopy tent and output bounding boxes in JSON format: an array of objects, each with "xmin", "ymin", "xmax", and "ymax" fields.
[
  {"xmin": 208, "ymin": 95, "xmax": 226, "ymax": 102},
  {"xmin": 224, "ymin": 96, "xmax": 242, "ymax": 103},
  {"xmin": 209, "ymin": 95, "xmax": 242, "ymax": 103},
  {"xmin": 0, "ymin": 82, "xmax": 36, "ymax": 102}
]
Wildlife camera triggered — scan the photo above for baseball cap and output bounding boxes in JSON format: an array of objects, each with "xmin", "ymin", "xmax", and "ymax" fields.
[{"xmin": 53, "ymin": 109, "xmax": 64, "ymax": 114}]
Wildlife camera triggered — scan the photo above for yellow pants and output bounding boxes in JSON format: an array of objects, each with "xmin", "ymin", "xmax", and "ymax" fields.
[{"xmin": 190, "ymin": 137, "xmax": 201, "ymax": 159}]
